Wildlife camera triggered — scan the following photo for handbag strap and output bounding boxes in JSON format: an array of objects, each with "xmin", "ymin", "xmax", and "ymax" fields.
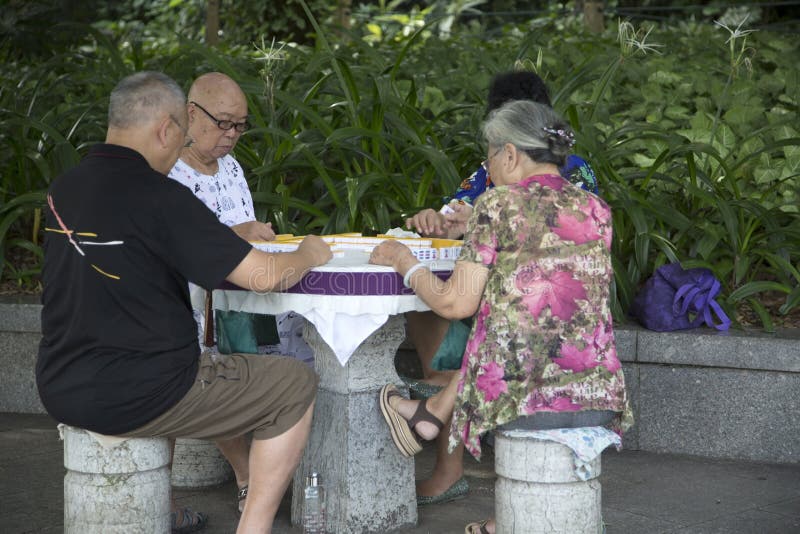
[
  {"xmin": 673, "ymin": 276, "xmax": 730, "ymax": 331},
  {"xmin": 704, "ymin": 298, "xmax": 731, "ymax": 331},
  {"xmin": 673, "ymin": 283, "xmax": 702, "ymax": 316}
]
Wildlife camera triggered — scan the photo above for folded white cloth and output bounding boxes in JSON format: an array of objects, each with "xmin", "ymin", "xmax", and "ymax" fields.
[
  {"xmin": 214, "ymin": 290, "xmax": 432, "ymax": 366},
  {"xmin": 212, "ymin": 260, "xmax": 454, "ymax": 365}
]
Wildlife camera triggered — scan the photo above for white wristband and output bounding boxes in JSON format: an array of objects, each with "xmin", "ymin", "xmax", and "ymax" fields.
[{"xmin": 403, "ymin": 262, "xmax": 428, "ymax": 288}]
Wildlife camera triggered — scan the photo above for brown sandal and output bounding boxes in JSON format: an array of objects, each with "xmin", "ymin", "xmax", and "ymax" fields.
[
  {"xmin": 406, "ymin": 397, "xmax": 445, "ymax": 441},
  {"xmin": 379, "ymin": 385, "xmax": 423, "ymax": 457}
]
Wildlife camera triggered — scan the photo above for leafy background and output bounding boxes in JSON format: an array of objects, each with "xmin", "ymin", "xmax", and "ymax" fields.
[{"xmin": 1, "ymin": 0, "xmax": 798, "ymax": 330}]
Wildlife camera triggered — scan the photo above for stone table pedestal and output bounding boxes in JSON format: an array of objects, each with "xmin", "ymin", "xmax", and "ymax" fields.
[{"xmin": 290, "ymin": 314, "xmax": 417, "ymax": 533}]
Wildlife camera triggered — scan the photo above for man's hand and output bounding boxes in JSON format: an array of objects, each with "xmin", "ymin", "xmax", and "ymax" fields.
[
  {"xmin": 232, "ymin": 221, "xmax": 275, "ymax": 242},
  {"xmin": 405, "ymin": 209, "xmax": 447, "ymax": 237},
  {"xmin": 297, "ymin": 235, "xmax": 332, "ymax": 267}
]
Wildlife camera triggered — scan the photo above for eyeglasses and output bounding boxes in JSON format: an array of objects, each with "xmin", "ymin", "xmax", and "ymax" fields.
[
  {"xmin": 481, "ymin": 146, "xmax": 504, "ymax": 171},
  {"xmin": 190, "ymin": 101, "xmax": 250, "ymax": 133},
  {"xmin": 169, "ymin": 115, "xmax": 194, "ymax": 148}
]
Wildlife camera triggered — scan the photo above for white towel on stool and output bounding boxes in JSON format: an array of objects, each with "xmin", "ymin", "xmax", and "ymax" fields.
[{"xmin": 518, "ymin": 426, "xmax": 622, "ymax": 481}]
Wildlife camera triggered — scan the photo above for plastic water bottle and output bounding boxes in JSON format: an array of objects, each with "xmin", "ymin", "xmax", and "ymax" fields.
[{"xmin": 302, "ymin": 471, "xmax": 326, "ymax": 533}]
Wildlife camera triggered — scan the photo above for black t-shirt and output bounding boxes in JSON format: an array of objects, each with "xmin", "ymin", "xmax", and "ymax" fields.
[{"xmin": 36, "ymin": 144, "xmax": 252, "ymax": 435}]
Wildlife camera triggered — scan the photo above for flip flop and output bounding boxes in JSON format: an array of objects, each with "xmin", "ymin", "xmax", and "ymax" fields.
[
  {"xmin": 464, "ymin": 519, "xmax": 491, "ymax": 534},
  {"xmin": 379, "ymin": 384, "xmax": 422, "ymax": 457}
]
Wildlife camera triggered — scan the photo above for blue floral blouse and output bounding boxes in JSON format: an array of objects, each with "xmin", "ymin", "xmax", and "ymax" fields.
[{"xmin": 447, "ymin": 154, "xmax": 598, "ymax": 206}]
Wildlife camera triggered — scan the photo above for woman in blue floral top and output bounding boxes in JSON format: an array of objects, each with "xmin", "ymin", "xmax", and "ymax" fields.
[
  {"xmin": 406, "ymin": 71, "xmax": 598, "ymax": 239},
  {"xmin": 375, "ymin": 101, "xmax": 631, "ymax": 534},
  {"xmin": 450, "ymin": 152, "xmax": 597, "ymax": 206}
]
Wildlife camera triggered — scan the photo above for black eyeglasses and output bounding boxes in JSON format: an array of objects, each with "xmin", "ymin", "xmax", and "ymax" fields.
[{"xmin": 190, "ymin": 101, "xmax": 250, "ymax": 133}]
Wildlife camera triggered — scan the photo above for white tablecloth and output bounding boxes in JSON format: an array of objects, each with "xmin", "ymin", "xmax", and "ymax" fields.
[{"xmin": 207, "ymin": 254, "xmax": 454, "ymax": 366}]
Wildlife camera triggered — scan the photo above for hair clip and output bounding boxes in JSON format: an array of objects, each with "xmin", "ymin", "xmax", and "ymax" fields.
[{"xmin": 542, "ymin": 126, "xmax": 575, "ymax": 148}]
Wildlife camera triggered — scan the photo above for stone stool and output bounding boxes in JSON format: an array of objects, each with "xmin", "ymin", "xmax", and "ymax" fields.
[
  {"xmin": 171, "ymin": 438, "xmax": 234, "ymax": 488},
  {"xmin": 62, "ymin": 425, "xmax": 171, "ymax": 533},
  {"xmin": 494, "ymin": 428, "xmax": 603, "ymax": 534}
]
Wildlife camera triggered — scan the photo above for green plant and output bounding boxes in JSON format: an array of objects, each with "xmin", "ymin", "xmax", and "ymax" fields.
[{"xmin": 1, "ymin": 5, "xmax": 797, "ymax": 330}]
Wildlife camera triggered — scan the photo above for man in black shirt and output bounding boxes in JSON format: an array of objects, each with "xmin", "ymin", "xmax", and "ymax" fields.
[{"xmin": 37, "ymin": 71, "xmax": 331, "ymax": 533}]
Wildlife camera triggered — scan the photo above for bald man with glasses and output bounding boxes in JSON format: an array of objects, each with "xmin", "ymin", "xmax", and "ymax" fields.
[
  {"xmin": 169, "ymin": 72, "xmax": 273, "ymax": 242},
  {"xmin": 168, "ymin": 72, "xmax": 317, "ymax": 518}
]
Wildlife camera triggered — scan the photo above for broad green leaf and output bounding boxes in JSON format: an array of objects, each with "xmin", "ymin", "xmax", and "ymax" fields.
[
  {"xmin": 746, "ymin": 298, "xmax": 775, "ymax": 332},
  {"xmin": 729, "ymin": 281, "xmax": 792, "ymax": 301}
]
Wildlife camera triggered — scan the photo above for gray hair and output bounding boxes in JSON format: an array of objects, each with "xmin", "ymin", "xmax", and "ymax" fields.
[
  {"xmin": 108, "ymin": 72, "xmax": 185, "ymax": 129},
  {"xmin": 482, "ymin": 100, "xmax": 574, "ymax": 167}
]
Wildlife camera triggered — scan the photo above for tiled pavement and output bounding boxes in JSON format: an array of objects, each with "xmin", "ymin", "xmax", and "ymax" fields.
[{"xmin": 1, "ymin": 412, "xmax": 798, "ymax": 533}]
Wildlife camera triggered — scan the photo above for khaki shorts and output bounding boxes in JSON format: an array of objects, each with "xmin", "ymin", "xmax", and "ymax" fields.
[{"xmin": 122, "ymin": 351, "xmax": 317, "ymax": 441}]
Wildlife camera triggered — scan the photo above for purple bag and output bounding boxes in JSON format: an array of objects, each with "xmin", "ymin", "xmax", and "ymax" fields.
[{"xmin": 631, "ymin": 263, "xmax": 731, "ymax": 332}]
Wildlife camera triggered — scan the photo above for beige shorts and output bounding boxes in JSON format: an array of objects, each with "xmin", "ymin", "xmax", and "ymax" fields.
[{"xmin": 123, "ymin": 351, "xmax": 317, "ymax": 441}]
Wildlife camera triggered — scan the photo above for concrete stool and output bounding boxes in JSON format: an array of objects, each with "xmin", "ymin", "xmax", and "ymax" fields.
[
  {"xmin": 494, "ymin": 429, "xmax": 602, "ymax": 534},
  {"xmin": 171, "ymin": 438, "xmax": 234, "ymax": 487},
  {"xmin": 62, "ymin": 425, "xmax": 171, "ymax": 533}
]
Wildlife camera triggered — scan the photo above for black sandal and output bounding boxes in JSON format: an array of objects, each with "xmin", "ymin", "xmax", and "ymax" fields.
[
  {"xmin": 237, "ymin": 485, "xmax": 248, "ymax": 514},
  {"xmin": 406, "ymin": 398, "xmax": 445, "ymax": 441},
  {"xmin": 170, "ymin": 507, "xmax": 207, "ymax": 534}
]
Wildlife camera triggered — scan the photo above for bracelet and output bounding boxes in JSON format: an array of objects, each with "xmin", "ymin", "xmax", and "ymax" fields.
[{"xmin": 403, "ymin": 262, "xmax": 429, "ymax": 288}]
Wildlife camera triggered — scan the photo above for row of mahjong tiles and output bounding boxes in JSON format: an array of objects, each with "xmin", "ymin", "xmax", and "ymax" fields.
[{"xmin": 251, "ymin": 233, "xmax": 463, "ymax": 262}]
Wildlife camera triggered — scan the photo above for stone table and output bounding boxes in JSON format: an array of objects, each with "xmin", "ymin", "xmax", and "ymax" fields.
[{"xmin": 212, "ymin": 257, "xmax": 454, "ymax": 532}]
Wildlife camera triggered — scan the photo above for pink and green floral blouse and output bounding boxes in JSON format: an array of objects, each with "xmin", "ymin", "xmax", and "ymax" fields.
[{"xmin": 450, "ymin": 173, "xmax": 633, "ymax": 459}]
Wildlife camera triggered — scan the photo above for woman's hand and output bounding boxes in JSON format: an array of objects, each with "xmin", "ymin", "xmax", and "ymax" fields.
[
  {"xmin": 369, "ymin": 240, "xmax": 418, "ymax": 273},
  {"xmin": 443, "ymin": 203, "xmax": 473, "ymax": 239},
  {"xmin": 405, "ymin": 208, "xmax": 447, "ymax": 237}
]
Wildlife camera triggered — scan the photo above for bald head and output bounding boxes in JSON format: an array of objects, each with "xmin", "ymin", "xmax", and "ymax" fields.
[
  {"xmin": 187, "ymin": 72, "xmax": 246, "ymax": 109},
  {"xmin": 184, "ymin": 73, "xmax": 249, "ymax": 165}
]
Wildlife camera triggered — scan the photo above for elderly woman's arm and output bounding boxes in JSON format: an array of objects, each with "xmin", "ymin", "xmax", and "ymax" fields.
[{"xmin": 370, "ymin": 240, "xmax": 488, "ymax": 320}]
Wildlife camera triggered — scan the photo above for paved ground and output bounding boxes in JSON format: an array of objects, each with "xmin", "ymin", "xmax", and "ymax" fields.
[{"xmin": 1, "ymin": 412, "xmax": 798, "ymax": 533}]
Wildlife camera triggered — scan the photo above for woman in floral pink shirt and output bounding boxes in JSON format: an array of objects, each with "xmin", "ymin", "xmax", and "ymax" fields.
[{"xmin": 372, "ymin": 100, "xmax": 632, "ymax": 533}]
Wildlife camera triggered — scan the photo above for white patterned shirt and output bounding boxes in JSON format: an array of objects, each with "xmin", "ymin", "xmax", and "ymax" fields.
[
  {"xmin": 168, "ymin": 155, "xmax": 254, "ymax": 226},
  {"xmin": 166, "ymin": 155, "xmax": 312, "ymax": 363}
]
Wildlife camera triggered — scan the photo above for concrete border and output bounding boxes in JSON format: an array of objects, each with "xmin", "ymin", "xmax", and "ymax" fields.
[
  {"xmin": 0, "ymin": 296, "xmax": 44, "ymax": 413},
  {"xmin": 3, "ymin": 298, "xmax": 798, "ymax": 464},
  {"xmin": 618, "ymin": 325, "xmax": 799, "ymax": 464}
]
